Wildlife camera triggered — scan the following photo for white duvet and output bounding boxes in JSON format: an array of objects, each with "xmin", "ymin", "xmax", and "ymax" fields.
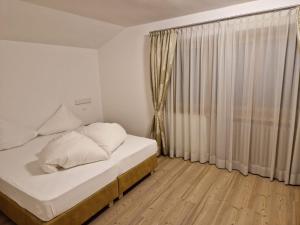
[{"xmin": 39, "ymin": 131, "xmax": 109, "ymax": 173}]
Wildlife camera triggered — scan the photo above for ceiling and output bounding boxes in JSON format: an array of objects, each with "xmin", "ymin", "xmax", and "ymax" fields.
[
  {"xmin": 0, "ymin": 0, "xmax": 123, "ymax": 48},
  {"xmin": 21, "ymin": 0, "xmax": 254, "ymax": 26}
]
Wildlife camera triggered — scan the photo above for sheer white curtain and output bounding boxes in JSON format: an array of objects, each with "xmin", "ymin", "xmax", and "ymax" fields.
[{"xmin": 166, "ymin": 9, "xmax": 300, "ymax": 184}]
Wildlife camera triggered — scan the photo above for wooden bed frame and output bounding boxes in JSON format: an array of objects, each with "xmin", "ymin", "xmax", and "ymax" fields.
[{"xmin": 0, "ymin": 154, "xmax": 157, "ymax": 225}]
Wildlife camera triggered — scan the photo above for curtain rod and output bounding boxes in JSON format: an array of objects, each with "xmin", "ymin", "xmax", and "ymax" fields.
[{"xmin": 149, "ymin": 4, "xmax": 299, "ymax": 33}]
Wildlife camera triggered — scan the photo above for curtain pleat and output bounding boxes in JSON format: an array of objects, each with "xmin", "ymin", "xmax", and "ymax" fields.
[{"xmin": 166, "ymin": 8, "xmax": 300, "ymax": 184}]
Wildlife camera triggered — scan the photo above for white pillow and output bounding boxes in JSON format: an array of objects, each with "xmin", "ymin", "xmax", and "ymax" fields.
[
  {"xmin": 78, "ymin": 123, "xmax": 127, "ymax": 154},
  {"xmin": 0, "ymin": 120, "xmax": 37, "ymax": 150},
  {"xmin": 39, "ymin": 131, "xmax": 109, "ymax": 173},
  {"xmin": 38, "ymin": 104, "xmax": 82, "ymax": 136}
]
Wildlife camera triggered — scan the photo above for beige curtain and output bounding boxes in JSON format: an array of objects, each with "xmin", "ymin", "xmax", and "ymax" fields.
[
  {"xmin": 167, "ymin": 8, "xmax": 300, "ymax": 184},
  {"xmin": 297, "ymin": 7, "xmax": 300, "ymax": 40},
  {"xmin": 150, "ymin": 30, "xmax": 177, "ymax": 155}
]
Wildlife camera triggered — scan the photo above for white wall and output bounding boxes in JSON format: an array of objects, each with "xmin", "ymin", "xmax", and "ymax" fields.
[
  {"xmin": 98, "ymin": 0, "xmax": 300, "ymax": 137},
  {"xmin": 0, "ymin": 40, "xmax": 103, "ymax": 129}
]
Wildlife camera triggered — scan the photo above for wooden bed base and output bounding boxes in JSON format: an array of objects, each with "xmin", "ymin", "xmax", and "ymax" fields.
[
  {"xmin": 0, "ymin": 180, "xmax": 118, "ymax": 225},
  {"xmin": 118, "ymin": 154, "xmax": 157, "ymax": 196},
  {"xmin": 0, "ymin": 154, "xmax": 157, "ymax": 225}
]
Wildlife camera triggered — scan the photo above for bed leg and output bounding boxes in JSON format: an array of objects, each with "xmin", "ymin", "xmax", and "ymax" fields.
[
  {"xmin": 108, "ymin": 201, "xmax": 114, "ymax": 208},
  {"xmin": 119, "ymin": 193, "xmax": 123, "ymax": 200}
]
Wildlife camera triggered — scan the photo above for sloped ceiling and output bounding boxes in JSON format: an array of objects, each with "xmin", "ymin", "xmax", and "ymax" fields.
[
  {"xmin": 0, "ymin": 0, "xmax": 123, "ymax": 48},
  {"xmin": 21, "ymin": 0, "xmax": 254, "ymax": 26}
]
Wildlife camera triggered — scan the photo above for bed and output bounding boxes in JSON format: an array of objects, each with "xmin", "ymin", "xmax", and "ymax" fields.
[{"xmin": 0, "ymin": 133, "xmax": 157, "ymax": 225}]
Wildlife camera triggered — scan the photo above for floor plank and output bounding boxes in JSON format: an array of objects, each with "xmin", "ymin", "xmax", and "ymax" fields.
[{"xmin": 1, "ymin": 157, "xmax": 299, "ymax": 225}]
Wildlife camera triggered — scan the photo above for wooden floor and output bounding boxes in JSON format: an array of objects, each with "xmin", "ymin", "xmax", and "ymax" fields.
[{"xmin": 1, "ymin": 157, "xmax": 300, "ymax": 225}]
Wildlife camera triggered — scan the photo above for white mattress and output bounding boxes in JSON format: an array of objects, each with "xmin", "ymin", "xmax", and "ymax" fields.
[
  {"xmin": 111, "ymin": 135, "xmax": 157, "ymax": 175},
  {"xmin": 0, "ymin": 133, "xmax": 157, "ymax": 221}
]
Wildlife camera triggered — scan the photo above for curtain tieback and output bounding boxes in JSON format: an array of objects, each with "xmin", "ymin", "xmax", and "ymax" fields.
[{"xmin": 154, "ymin": 110, "xmax": 162, "ymax": 119}]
